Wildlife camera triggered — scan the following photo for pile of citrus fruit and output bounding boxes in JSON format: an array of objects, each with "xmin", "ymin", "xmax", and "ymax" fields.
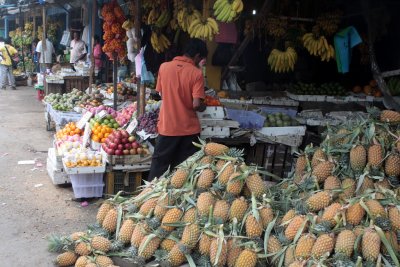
[
  {"xmin": 91, "ymin": 123, "xmax": 113, "ymax": 143},
  {"xmin": 55, "ymin": 122, "xmax": 82, "ymax": 140}
]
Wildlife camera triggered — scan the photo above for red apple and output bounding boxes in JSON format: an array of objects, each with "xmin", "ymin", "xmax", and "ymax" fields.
[
  {"xmin": 108, "ymin": 149, "xmax": 115, "ymax": 155},
  {"xmin": 115, "ymin": 149, "xmax": 123, "ymax": 156},
  {"xmin": 124, "ymin": 143, "xmax": 132, "ymax": 149},
  {"xmin": 118, "ymin": 144, "xmax": 124, "ymax": 150},
  {"xmin": 121, "ymin": 138, "xmax": 128, "ymax": 144},
  {"xmin": 132, "ymin": 142, "xmax": 139, "ymax": 149},
  {"xmin": 109, "ymin": 142, "xmax": 117, "ymax": 150},
  {"xmin": 130, "ymin": 148, "xmax": 137, "ymax": 155},
  {"xmin": 121, "ymin": 130, "xmax": 129, "ymax": 138}
]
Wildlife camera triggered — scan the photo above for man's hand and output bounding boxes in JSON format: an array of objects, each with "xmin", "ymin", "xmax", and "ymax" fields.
[{"xmin": 193, "ymin": 98, "xmax": 206, "ymax": 112}]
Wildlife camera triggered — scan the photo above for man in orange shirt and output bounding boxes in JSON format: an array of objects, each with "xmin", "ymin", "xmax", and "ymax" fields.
[{"xmin": 148, "ymin": 38, "xmax": 207, "ymax": 180}]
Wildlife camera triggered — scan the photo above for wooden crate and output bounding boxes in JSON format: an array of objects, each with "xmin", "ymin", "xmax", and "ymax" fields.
[
  {"xmin": 45, "ymin": 82, "xmax": 64, "ymax": 95},
  {"xmin": 104, "ymin": 171, "xmax": 146, "ymax": 195},
  {"xmin": 64, "ymin": 76, "xmax": 89, "ymax": 92}
]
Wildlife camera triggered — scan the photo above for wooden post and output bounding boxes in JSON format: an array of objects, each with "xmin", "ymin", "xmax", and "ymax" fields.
[
  {"xmin": 221, "ymin": 0, "xmax": 274, "ymax": 80},
  {"xmin": 136, "ymin": 0, "xmax": 145, "ymax": 116},
  {"xmin": 89, "ymin": 0, "xmax": 96, "ymax": 93},
  {"xmin": 113, "ymin": 52, "xmax": 118, "ymax": 111}
]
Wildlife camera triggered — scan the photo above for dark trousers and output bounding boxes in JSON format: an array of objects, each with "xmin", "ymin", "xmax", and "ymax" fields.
[{"xmin": 148, "ymin": 134, "xmax": 199, "ymax": 181}]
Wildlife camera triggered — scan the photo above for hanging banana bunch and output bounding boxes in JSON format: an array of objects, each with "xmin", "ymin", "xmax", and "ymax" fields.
[
  {"xmin": 177, "ymin": 6, "xmax": 202, "ymax": 32},
  {"xmin": 213, "ymin": 0, "xmax": 243, "ymax": 22},
  {"xmin": 302, "ymin": 33, "xmax": 335, "ymax": 62},
  {"xmin": 187, "ymin": 17, "xmax": 219, "ymax": 41},
  {"xmin": 151, "ymin": 31, "xmax": 171, "ymax": 54},
  {"xmin": 267, "ymin": 47, "xmax": 298, "ymax": 73}
]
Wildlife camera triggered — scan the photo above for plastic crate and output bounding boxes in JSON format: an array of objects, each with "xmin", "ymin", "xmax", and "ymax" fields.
[
  {"xmin": 104, "ymin": 171, "xmax": 144, "ymax": 195},
  {"xmin": 46, "ymin": 157, "xmax": 70, "ymax": 185},
  {"xmin": 70, "ymin": 173, "xmax": 104, "ymax": 198},
  {"xmin": 226, "ymin": 109, "xmax": 265, "ymax": 129}
]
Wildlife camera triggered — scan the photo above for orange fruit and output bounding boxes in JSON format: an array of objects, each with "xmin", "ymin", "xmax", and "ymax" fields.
[
  {"xmin": 104, "ymin": 133, "xmax": 110, "ymax": 138},
  {"xmin": 97, "ymin": 133, "xmax": 104, "ymax": 139},
  {"xmin": 101, "ymin": 138, "xmax": 106, "ymax": 143},
  {"xmin": 93, "ymin": 136, "xmax": 100, "ymax": 142}
]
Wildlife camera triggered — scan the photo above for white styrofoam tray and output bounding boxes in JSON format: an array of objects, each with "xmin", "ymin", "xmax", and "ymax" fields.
[
  {"xmin": 197, "ymin": 106, "xmax": 225, "ymax": 120},
  {"xmin": 257, "ymin": 126, "xmax": 306, "ymax": 136},
  {"xmin": 48, "ymin": 147, "xmax": 63, "ymax": 170},
  {"xmin": 201, "ymin": 126, "xmax": 230, "ymax": 138}
]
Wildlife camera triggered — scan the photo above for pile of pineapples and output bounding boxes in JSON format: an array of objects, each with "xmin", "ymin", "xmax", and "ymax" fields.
[{"xmin": 48, "ymin": 109, "xmax": 400, "ymax": 267}]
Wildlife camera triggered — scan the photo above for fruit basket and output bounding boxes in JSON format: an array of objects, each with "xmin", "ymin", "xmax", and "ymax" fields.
[
  {"xmin": 100, "ymin": 147, "xmax": 152, "ymax": 165},
  {"xmin": 62, "ymin": 158, "xmax": 106, "ymax": 174}
]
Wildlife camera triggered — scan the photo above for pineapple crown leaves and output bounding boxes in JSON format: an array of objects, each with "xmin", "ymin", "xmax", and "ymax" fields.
[
  {"xmin": 47, "ymin": 234, "xmax": 73, "ymax": 253},
  {"xmin": 138, "ymin": 233, "xmax": 157, "ymax": 256},
  {"xmin": 263, "ymin": 216, "xmax": 278, "ymax": 256},
  {"xmin": 114, "ymin": 205, "xmax": 124, "ymax": 240},
  {"xmin": 374, "ymin": 225, "xmax": 400, "ymax": 266},
  {"xmin": 213, "ymin": 226, "xmax": 226, "ymax": 267}
]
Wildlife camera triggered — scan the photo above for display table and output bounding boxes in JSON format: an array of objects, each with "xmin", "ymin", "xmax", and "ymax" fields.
[{"xmin": 44, "ymin": 102, "xmax": 82, "ymax": 131}]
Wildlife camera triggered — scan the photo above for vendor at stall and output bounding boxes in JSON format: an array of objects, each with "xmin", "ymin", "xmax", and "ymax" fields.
[
  {"xmin": 148, "ymin": 38, "xmax": 207, "ymax": 181},
  {"xmin": 36, "ymin": 37, "xmax": 55, "ymax": 73},
  {"xmin": 70, "ymin": 31, "xmax": 87, "ymax": 65}
]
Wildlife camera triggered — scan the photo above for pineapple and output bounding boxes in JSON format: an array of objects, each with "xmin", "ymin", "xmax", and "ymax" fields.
[
  {"xmin": 385, "ymin": 153, "xmax": 400, "ymax": 177},
  {"xmin": 210, "ymin": 238, "xmax": 228, "ymax": 267},
  {"xmin": 311, "ymin": 234, "xmax": 334, "ymax": 258},
  {"xmin": 312, "ymin": 161, "xmax": 334, "ymax": 183},
  {"xmin": 245, "ymin": 173, "xmax": 267, "ymax": 198},
  {"xmin": 160, "ymin": 238, "xmax": 176, "ymax": 252},
  {"xmin": 227, "ymin": 239, "xmax": 242, "ymax": 267},
  {"xmin": 375, "ymin": 178, "xmax": 391, "ymax": 189},
  {"xmin": 335, "ymin": 128, "xmax": 350, "ymax": 145},
  {"xmin": 335, "ymin": 230, "xmax": 355, "ymax": 257},
  {"xmin": 167, "ymin": 244, "xmax": 186, "ymax": 266},
  {"xmin": 359, "ymin": 176, "xmax": 374, "ymax": 194},
  {"xmin": 321, "ymin": 203, "xmax": 341, "ymax": 225},
  {"xmin": 95, "ymin": 255, "xmax": 113, "ymax": 267},
  {"xmin": 388, "ymin": 206, "xmax": 400, "ymax": 231},
  {"xmin": 289, "ymin": 261, "xmax": 306, "ymax": 267},
  {"xmin": 182, "ymin": 207, "xmax": 197, "ymax": 223},
  {"xmin": 197, "ymin": 168, "xmax": 215, "ymax": 189},
  {"xmin": 102, "ymin": 208, "xmax": 117, "ymax": 233},
  {"xmin": 259, "ymin": 205, "xmax": 274, "ymax": 228},
  {"xmin": 323, "ymin": 176, "xmax": 341, "ymax": 194},
  {"xmin": 267, "ymin": 235, "xmax": 282, "ymax": 255},
  {"xmin": 362, "ymin": 228, "xmax": 381, "ymax": 262},
  {"xmin": 74, "ymin": 242, "xmax": 90, "ymax": 256},
  {"xmin": 181, "ymin": 223, "xmax": 200, "ymax": 249},
  {"xmin": 217, "ymin": 162, "xmax": 234, "ymax": 185},
  {"xmin": 306, "ymin": 191, "xmax": 331, "ymax": 212},
  {"xmin": 96, "ymin": 202, "xmax": 112, "ymax": 224},
  {"xmin": 281, "ymin": 209, "xmax": 296, "ymax": 227},
  {"xmin": 380, "ymin": 110, "xmax": 400, "ymax": 123},
  {"xmin": 368, "ymin": 144, "xmax": 383, "ymax": 169},
  {"xmin": 161, "ymin": 208, "xmax": 183, "ymax": 231},
  {"xmin": 199, "ymin": 155, "xmax": 213, "ymax": 165},
  {"xmin": 131, "ymin": 223, "xmax": 148, "ymax": 248},
  {"xmin": 197, "ymin": 192, "xmax": 215, "ymax": 217},
  {"xmin": 226, "ymin": 172, "xmax": 244, "ymax": 196},
  {"xmin": 339, "ymin": 178, "xmax": 356, "ymax": 201},
  {"xmin": 312, "ymin": 148, "xmax": 326, "ymax": 168},
  {"xmin": 70, "ymin": 232, "xmax": 86, "ymax": 241},
  {"xmin": 85, "ymin": 263, "xmax": 97, "ymax": 267},
  {"xmin": 346, "ymin": 202, "xmax": 365, "ymax": 225},
  {"xmin": 365, "ymin": 199, "xmax": 386, "ymax": 219},
  {"xmin": 91, "ymin": 236, "xmax": 111, "ymax": 253},
  {"xmin": 170, "ymin": 168, "xmax": 189, "ymax": 188},
  {"xmin": 229, "ymin": 197, "xmax": 248, "ymax": 222},
  {"xmin": 199, "ymin": 234, "xmax": 212, "ymax": 255},
  {"xmin": 138, "ymin": 235, "xmax": 161, "ymax": 260},
  {"xmin": 295, "ymin": 155, "xmax": 307, "ymax": 181},
  {"xmin": 213, "ymin": 200, "xmax": 230, "ymax": 223},
  {"xmin": 245, "ymin": 214, "xmax": 263, "ymax": 238},
  {"xmin": 284, "ymin": 246, "xmax": 295, "ymax": 267},
  {"xmin": 285, "ymin": 216, "xmax": 307, "ymax": 241},
  {"xmin": 295, "ymin": 234, "xmax": 315, "ymax": 259},
  {"xmin": 55, "ymin": 251, "xmax": 78, "ymax": 266},
  {"xmin": 235, "ymin": 249, "xmax": 257, "ymax": 267},
  {"xmin": 74, "ymin": 256, "xmax": 88, "ymax": 267},
  {"xmin": 216, "ymin": 159, "xmax": 226, "ymax": 171},
  {"xmin": 138, "ymin": 197, "xmax": 158, "ymax": 216},
  {"xmin": 350, "ymin": 145, "xmax": 367, "ymax": 172},
  {"xmin": 119, "ymin": 220, "xmax": 135, "ymax": 243},
  {"xmin": 241, "ymin": 184, "xmax": 252, "ymax": 199},
  {"xmin": 205, "ymin": 142, "xmax": 229, "ymax": 156}
]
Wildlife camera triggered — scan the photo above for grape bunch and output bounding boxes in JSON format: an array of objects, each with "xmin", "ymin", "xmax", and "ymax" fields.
[{"xmin": 136, "ymin": 110, "xmax": 159, "ymax": 134}]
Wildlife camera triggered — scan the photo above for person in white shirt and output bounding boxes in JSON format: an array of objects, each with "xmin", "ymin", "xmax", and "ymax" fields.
[
  {"xmin": 70, "ymin": 32, "xmax": 87, "ymax": 65},
  {"xmin": 35, "ymin": 38, "xmax": 55, "ymax": 73}
]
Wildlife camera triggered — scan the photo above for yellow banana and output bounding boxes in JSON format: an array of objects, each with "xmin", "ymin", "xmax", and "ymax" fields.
[
  {"xmin": 235, "ymin": 0, "xmax": 244, "ymax": 13},
  {"xmin": 207, "ymin": 18, "xmax": 219, "ymax": 34},
  {"xmin": 188, "ymin": 18, "xmax": 201, "ymax": 34}
]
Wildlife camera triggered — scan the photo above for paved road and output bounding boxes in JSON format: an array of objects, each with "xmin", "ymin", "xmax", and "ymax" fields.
[{"xmin": 0, "ymin": 86, "xmax": 97, "ymax": 266}]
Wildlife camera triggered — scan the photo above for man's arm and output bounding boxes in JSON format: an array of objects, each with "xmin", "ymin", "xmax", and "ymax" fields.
[{"xmin": 193, "ymin": 98, "xmax": 206, "ymax": 112}]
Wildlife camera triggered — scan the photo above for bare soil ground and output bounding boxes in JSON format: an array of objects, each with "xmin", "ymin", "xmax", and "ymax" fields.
[{"xmin": 0, "ymin": 86, "xmax": 98, "ymax": 266}]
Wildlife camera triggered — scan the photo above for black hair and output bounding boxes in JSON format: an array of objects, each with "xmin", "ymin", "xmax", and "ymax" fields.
[{"xmin": 183, "ymin": 38, "xmax": 208, "ymax": 59}]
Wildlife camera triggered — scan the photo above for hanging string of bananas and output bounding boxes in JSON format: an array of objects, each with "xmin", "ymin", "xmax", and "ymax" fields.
[
  {"xmin": 316, "ymin": 10, "xmax": 342, "ymax": 36},
  {"xmin": 213, "ymin": 0, "xmax": 243, "ymax": 22},
  {"xmin": 177, "ymin": 6, "xmax": 202, "ymax": 32},
  {"xmin": 146, "ymin": 8, "xmax": 170, "ymax": 28},
  {"xmin": 264, "ymin": 15, "xmax": 288, "ymax": 38},
  {"xmin": 188, "ymin": 17, "xmax": 220, "ymax": 41},
  {"xmin": 170, "ymin": 0, "xmax": 185, "ymax": 30},
  {"xmin": 151, "ymin": 31, "xmax": 171, "ymax": 53},
  {"xmin": 302, "ymin": 33, "xmax": 335, "ymax": 62},
  {"xmin": 267, "ymin": 47, "xmax": 298, "ymax": 73}
]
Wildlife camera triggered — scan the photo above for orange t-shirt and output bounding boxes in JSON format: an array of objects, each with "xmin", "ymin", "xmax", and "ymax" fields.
[{"xmin": 156, "ymin": 56, "xmax": 205, "ymax": 136}]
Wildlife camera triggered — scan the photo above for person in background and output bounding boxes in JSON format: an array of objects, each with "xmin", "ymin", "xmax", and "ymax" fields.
[
  {"xmin": 70, "ymin": 31, "xmax": 87, "ymax": 65},
  {"xmin": 32, "ymin": 38, "xmax": 39, "ymax": 73},
  {"xmin": 0, "ymin": 37, "xmax": 17, "ymax": 90},
  {"xmin": 148, "ymin": 38, "xmax": 207, "ymax": 181},
  {"xmin": 93, "ymin": 35, "xmax": 103, "ymax": 83},
  {"xmin": 36, "ymin": 37, "xmax": 55, "ymax": 73}
]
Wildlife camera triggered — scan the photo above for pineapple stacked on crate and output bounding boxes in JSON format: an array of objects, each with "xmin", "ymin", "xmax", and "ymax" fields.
[
  {"xmin": 47, "ymin": 140, "xmax": 281, "ymax": 267},
  {"xmin": 273, "ymin": 108, "xmax": 400, "ymax": 266}
]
